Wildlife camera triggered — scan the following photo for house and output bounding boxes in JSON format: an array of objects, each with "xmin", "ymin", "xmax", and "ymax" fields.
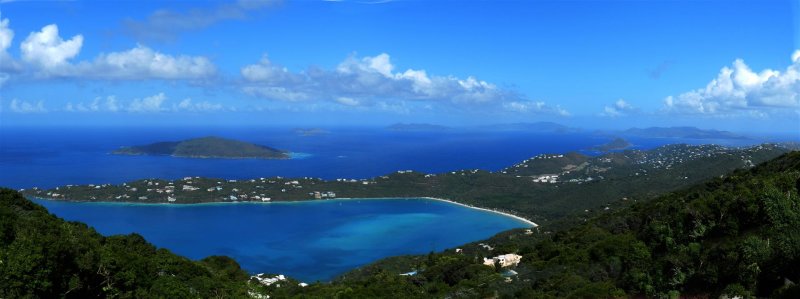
[
  {"xmin": 483, "ymin": 253, "xmax": 523, "ymax": 268},
  {"xmin": 251, "ymin": 273, "xmax": 286, "ymax": 286}
]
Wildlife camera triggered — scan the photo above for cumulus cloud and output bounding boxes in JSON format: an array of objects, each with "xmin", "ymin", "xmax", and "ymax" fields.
[
  {"xmin": 9, "ymin": 98, "xmax": 46, "ymax": 113},
  {"xmin": 601, "ymin": 99, "xmax": 637, "ymax": 117},
  {"xmin": 503, "ymin": 101, "xmax": 569, "ymax": 116},
  {"xmin": 664, "ymin": 50, "xmax": 800, "ymax": 116},
  {"xmin": 127, "ymin": 93, "xmax": 167, "ymax": 113},
  {"xmin": 0, "ymin": 14, "xmax": 21, "ymax": 82},
  {"xmin": 65, "ymin": 96, "xmax": 120, "ymax": 112},
  {"xmin": 76, "ymin": 44, "xmax": 216, "ymax": 80},
  {"xmin": 20, "ymin": 24, "xmax": 83, "ymax": 72},
  {"xmin": 240, "ymin": 52, "xmax": 565, "ymax": 115},
  {"xmin": 124, "ymin": 0, "xmax": 277, "ymax": 42},
  {"xmin": 0, "ymin": 15, "xmax": 13, "ymax": 57},
  {"xmin": 5, "ymin": 21, "xmax": 216, "ymax": 81},
  {"xmin": 63, "ymin": 94, "xmax": 225, "ymax": 113},
  {"xmin": 173, "ymin": 98, "xmax": 224, "ymax": 112}
]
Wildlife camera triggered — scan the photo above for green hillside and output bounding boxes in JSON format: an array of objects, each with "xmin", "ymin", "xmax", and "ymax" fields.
[
  {"xmin": 4, "ymin": 152, "xmax": 800, "ymax": 298},
  {"xmin": 112, "ymin": 136, "xmax": 289, "ymax": 159}
]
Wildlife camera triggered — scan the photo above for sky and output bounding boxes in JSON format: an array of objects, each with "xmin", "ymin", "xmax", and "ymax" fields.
[{"xmin": 0, "ymin": 0, "xmax": 798, "ymax": 133}]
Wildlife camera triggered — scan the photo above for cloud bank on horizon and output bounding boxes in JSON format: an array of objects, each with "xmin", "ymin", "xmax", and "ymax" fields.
[
  {"xmin": 663, "ymin": 50, "xmax": 800, "ymax": 118},
  {"xmin": 0, "ymin": 1, "xmax": 798, "ymax": 130}
]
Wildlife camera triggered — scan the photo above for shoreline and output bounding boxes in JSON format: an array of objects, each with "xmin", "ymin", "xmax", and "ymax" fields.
[
  {"xmin": 419, "ymin": 197, "xmax": 538, "ymax": 227},
  {"xmin": 29, "ymin": 195, "xmax": 537, "ymax": 227}
]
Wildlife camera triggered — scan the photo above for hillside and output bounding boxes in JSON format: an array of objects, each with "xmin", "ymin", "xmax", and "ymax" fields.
[
  {"xmin": 28, "ymin": 143, "xmax": 796, "ymax": 224},
  {"xmin": 0, "ymin": 188, "xmax": 259, "ymax": 298},
  {"xmin": 311, "ymin": 151, "xmax": 800, "ymax": 298},
  {"xmin": 112, "ymin": 136, "xmax": 289, "ymax": 159},
  {"xmin": 4, "ymin": 153, "xmax": 800, "ymax": 298}
]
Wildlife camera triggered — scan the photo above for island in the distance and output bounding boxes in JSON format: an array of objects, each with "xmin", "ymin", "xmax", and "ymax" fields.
[
  {"xmin": 592, "ymin": 137, "xmax": 632, "ymax": 151},
  {"xmin": 112, "ymin": 136, "xmax": 290, "ymax": 159}
]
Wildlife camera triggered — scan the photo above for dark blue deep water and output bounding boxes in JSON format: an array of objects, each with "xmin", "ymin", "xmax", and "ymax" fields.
[{"xmin": 34, "ymin": 198, "xmax": 530, "ymax": 282}]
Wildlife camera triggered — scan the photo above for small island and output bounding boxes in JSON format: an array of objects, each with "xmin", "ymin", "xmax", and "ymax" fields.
[
  {"xmin": 592, "ymin": 137, "xmax": 632, "ymax": 151},
  {"xmin": 112, "ymin": 136, "xmax": 290, "ymax": 159}
]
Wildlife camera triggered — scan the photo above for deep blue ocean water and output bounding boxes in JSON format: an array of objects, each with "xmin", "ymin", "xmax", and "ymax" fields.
[
  {"xmin": 0, "ymin": 126, "xmax": 774, "ymax": 189},
  {"xmin": 34, "ymin": 198, "xmax": 530, "ymax": 282},
  {"xmin": 2, "ymin": 126, "xmax": 787, "ymax": 281}
]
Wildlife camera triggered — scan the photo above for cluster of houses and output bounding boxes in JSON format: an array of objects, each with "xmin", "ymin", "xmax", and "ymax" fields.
[
  {"xmin": 250, "ymin": 273, "xmax": 286, "ymax": 287},
  {"xmin": 250, "ymin": 273, "xmax": 308, "ymax": 288},
  {"xmin": 482, "ymin": 253, "xmax": 523, "ymax": 268},
  {"xmin": 532, "ymin": 174, "xmax": 559, "ymax": 183},
  {"xmin": 309, "ymin": 191, "xmax": 336, "ymax": 199}
]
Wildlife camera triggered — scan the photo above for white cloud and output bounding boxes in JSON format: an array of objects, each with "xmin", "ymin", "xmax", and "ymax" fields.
[
  {"xmin": 664, "ymin": 50, "xmax": 800, "ymax": 116},
  {"xmin": 240, "ymin": 55, "xmax": 301, "ymax": 84},
  {"xmin": 20, "ymin": 24, "xmax": 83, "ymax": 71},
  {"xmin": 127, "ymin": 93, "xmax": 167, "ymax": 112},
  {"xmin": 173, "ymin": 98, "xmax": 223, "ymax": 112},
  {"xmin": 241, "ymin": 86, "xmax": 310, "ymax": 102},
  {"xmin": 240, "ymin": 52, "xmax": 565, "ymax": 115},
  {"xmin": 65, "ymin": 96, "xmax": 120, "ymax": 112},
  {"xmin": 63, "ymin": 94, "xmax": 224, "ymax": 113},
  {"xmin": 0, "ymin": 14, "xmax": 20, "ymax": 75},
  {"xmin": 5, "ymin": 21, "xmax": 217, "ymax": 81},
  {"xmin": 601, "ymin": 99, "xmax": 636, "ymax": 117},
  {"xmin": 9, "ymin": 98, "xmax": 46, "ymax": 113},
  {"xmin": 0, "ymin": 15, "xmax": 12, "ymax": 53},
  {"xmin": 503, "ymin": 101, "xmax": 570, "ymax": 116},
  {"xmin": 78, "ymin": 44, "xmax": 216, "ymax": 80}
]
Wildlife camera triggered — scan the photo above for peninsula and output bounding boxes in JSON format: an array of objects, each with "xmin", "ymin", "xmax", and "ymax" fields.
[
  {"xmin": 28, "ymin": 142, "xmax": 798, "ymax": 225},
  {"xmin": 592, "ymin": 137, "xmax": 632, "ymax": 151},
  {"xmin": 112, "ymin": 136, "xmax": 289, "ymax": 159}
]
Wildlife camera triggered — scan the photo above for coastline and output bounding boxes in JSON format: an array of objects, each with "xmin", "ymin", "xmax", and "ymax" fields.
[
  {"xmin": 419, "ymin": 197, "xmax": 538, "ymax": 227},
  {"xmin": 29, "ymin": 195, "xmax": 537, "ymax": 227}
]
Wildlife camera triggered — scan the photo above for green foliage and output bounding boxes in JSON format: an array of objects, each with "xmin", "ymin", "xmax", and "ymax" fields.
[
  {"xmin": 113, "ymin": 136, "xmax": 288, "ymax": 159},
  {"xmin": 0, "ymin": 188, "xmax": 252, "ymax": 298},
  {"xmin": 3, "ymin": 151, "xmax": 800, "ymax": 298}
]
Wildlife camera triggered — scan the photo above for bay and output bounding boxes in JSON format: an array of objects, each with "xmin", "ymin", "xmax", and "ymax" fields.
[{"xmin": 34, "ymin": 197, "xmax": 531, "ymax": 282}]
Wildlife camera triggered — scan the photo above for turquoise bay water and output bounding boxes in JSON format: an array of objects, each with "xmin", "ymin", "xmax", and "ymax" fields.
[{"xmin": 34, "ymin": 198, "xmax": 530, "ymax": 282}]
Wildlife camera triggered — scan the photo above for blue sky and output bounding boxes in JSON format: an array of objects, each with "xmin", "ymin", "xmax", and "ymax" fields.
[{"xmin": 0, "ymin": 0, "xmax": 798, "ymax": 132}]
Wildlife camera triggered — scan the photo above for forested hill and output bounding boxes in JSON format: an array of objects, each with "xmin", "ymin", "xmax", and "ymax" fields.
[
  {"xmin": 0, "ymin": 188, "xmax": 257, "ymax": 298},
  {"xmin": 3, "ymin": 152, "xmax": 800, "ymax": 298},
  {"xmin": 325, "ymin": 152, "xmax": 800, "ymax": 298},
  {"xmin": 112, "ymin": 136, "xmax": 289, "ymax": 159}
]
